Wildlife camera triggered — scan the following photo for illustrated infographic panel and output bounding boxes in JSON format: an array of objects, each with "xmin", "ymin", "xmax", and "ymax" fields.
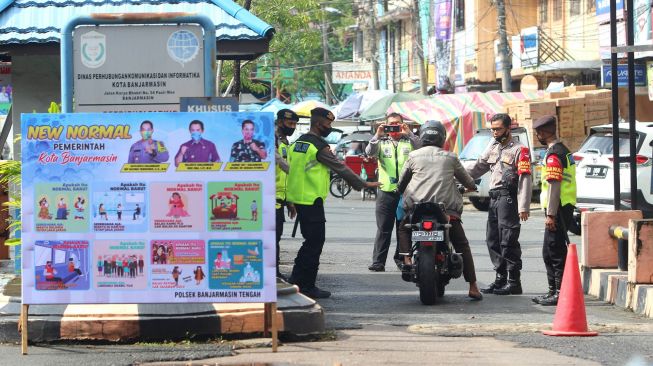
[{"xmin": 21, "ymin": 112, "xmax": 276, "ymax": 304}]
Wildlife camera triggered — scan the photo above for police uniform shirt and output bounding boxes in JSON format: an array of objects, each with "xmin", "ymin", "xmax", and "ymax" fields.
[
  {"xmin": 128, "ymin": 139, "xmax": 169, "ymax": 164},
  {"xmin": 466, "ymin": 138, "xmax": 533, "ymax": 213},
  {"xmin": 543, "ymin": 139, "xmax": 564, "ymax": 217},
  {"xmin": 177, "ymin": 138, "xmax": 220, "ymax": 163}
]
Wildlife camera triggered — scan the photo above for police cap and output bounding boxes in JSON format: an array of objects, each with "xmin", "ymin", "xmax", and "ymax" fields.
[
  {"xmin": 311, "ymin": 107, "xmax": 335, "ymax": 122},
  {"xmin": 533, "ymin": 115, "xmax": 557, "ymax": 130},
  {"xmin": 277, "ymin": 108, "xmax": 299, "ymax": 122}
]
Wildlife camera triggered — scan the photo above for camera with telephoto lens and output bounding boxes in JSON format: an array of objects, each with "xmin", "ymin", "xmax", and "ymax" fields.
[{"xmin": 383, "ymin": 124, "xmax": 401, "ymax": 133}]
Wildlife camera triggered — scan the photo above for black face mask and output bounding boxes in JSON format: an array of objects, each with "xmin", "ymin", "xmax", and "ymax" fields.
[
  {"xmin": 495, "ymin": 130, "xmax": 509, "ymax": 144},
  {"xmin": 281, "ymin": 126, "xmax": 295, "ymax": 136}
]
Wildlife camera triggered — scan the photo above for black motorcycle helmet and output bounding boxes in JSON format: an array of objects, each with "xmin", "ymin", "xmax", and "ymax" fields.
[{"xmin": 419, "ymin": 120, "xmax": 446, "ymax": 147}]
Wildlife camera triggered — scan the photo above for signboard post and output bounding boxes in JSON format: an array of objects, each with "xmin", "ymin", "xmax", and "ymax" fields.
[
  {"xmin": 60, "ymin": 14, "xmax": 217, "ymax": 113},
  {"xmin": 20, "ymin": 112, "xmax": 278, "ymax": 351},
  {"xmin": 20, "ymin": 13, "xmax": 279, "ymax": 355}
]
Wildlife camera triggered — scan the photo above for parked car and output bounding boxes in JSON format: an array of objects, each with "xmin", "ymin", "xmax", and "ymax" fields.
[
  {"xmin": 460, "ymin": 127, "xmax": 544, "ymax": 211},
  {"xmin": 573, "ymin": 122, "xmax": 653, "ymax": 218}
]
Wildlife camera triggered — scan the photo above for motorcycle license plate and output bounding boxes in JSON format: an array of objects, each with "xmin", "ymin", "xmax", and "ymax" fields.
[{"xmin": 411, "ymin": 230, "xmax": 444, "ymax": 241}]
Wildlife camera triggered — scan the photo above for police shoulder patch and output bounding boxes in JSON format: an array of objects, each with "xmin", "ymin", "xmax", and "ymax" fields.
[{"xmin": 293, "ymin": 142, "xmax": 310, "ymax": 153}]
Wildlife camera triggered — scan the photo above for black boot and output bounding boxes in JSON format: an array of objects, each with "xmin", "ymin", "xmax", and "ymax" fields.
[
  {"xmin": 532, "ymin": 277, "xmax": 556, "ymax": 304},
  {"xmin": 481, "ymin": 272, "xmax": 507, "ymax": 294},
  {"xmin": 539, "ymin": 277, "xmax": 561, "ymax": 306},
  {"xmin": 494, "ymin": 270, "xmax": 523, "ymax": 295}
]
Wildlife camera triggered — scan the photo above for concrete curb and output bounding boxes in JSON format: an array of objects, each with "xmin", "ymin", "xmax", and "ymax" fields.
[
  {"xmin": 582, "ymin": 266, "xmax": 653, "ymax": 318},
  {"xmin": 0, "ymin": 280, "xmax": 325, "ymax": 343}
]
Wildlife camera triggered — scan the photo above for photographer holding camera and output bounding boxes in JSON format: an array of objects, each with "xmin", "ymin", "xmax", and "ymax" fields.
[{"xmin": 366, "ymin": 113, "xmax": 420, "ymax": 272}]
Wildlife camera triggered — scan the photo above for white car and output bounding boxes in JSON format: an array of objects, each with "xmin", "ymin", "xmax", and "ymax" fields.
[
  {"xmin": 574, "ymin": 123, "xmax": 653, "ymax": 218},
  {"xmin": 460, "ymin": 127, "xmax": 544, "ymax": 211}
]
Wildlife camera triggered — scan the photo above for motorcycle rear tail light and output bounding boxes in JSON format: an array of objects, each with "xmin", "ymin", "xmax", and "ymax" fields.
[
  {"xmin": 436, "ymin": 253, "xmax": 445, "ymax": 263},
  {"xmin": 636, "ymin": 155, "xmax": 649, "ymax": 164},
  {"xmin": 422, "ymin": 221, "xmax": 433, "ymax": 231}
]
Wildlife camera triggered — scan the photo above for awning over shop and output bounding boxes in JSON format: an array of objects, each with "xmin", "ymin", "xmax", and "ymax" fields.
[
  {"xmin": 0, "ymin": 0, "xmax": 274, "ymax": 59},
  {"xmin": 388, "ymin": 91, "xmax": 543, "ymax": 154}
]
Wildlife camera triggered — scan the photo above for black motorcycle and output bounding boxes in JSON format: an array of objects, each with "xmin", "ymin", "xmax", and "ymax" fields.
[{"xmin": 402, "ymin": 202, "xmax": 464, "ymax": 305}]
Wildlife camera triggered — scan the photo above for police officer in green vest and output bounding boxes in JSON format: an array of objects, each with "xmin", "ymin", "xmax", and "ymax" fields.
[
  {"xmin": 275, "ymin": 109, "xmax": 299, "ymax": 280},
  {"xmin": 367, "ymin": 113, "xmax": 420, "ymax": 272},
  {"xmin": 287, "ymin": 107, "xmax": 381, "ymax": 299},
  {"xmin": 532, "ymin": 115, "xmax": 577, "ymax": 306}
]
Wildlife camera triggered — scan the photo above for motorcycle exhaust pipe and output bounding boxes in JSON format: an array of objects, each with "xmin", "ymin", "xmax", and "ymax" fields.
[{"xmin": 447, "ymin": 253, "xmax": 464, "ymax": 279}]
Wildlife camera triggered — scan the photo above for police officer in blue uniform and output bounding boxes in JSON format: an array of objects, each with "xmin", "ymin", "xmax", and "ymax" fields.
[{"xmin": 128, "ymin": 120, "xmax": 169, "ymax": 164}]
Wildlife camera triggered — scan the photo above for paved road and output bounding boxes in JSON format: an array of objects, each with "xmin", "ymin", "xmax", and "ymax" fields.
[
  {"xmin": 1, "ymin": 195, "xmax": 651, "ymax": 365},
  {"xmin": 273, "ymin": 195, "xmax": 653, "ymax": 365}
]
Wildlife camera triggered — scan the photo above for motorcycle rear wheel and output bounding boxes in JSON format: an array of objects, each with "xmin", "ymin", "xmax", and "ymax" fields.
[
  {"xmin": 417, "ymin": 244, "xmax": 438, "ymax": 305},
  {"xmin": 329, "ymin": 177, "xmax": 352, "ymax": 198}
]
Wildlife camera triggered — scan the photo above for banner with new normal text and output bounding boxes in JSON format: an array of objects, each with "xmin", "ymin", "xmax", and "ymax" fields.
[{"xmin": 21, "ymin": 112, "xmax": 276, "ymax": 304}]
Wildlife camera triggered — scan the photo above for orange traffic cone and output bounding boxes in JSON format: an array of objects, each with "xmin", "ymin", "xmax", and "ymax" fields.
[{"xmin": 542, "ymin": 243, "xmax": 598, "ymax": 336}]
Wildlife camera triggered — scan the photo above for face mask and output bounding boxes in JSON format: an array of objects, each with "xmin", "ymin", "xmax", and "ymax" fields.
[
  {"xmin": 191, "ymin": 131, "xmax": 202, "ymax": 141},
  {"xmin": 281, "ymin": 126, "xmax": 295, "ymax": 136},
  {"xmin": 389, "ymin": 132, "xmax": 402, "ymax": 140},
  {"xmin": 495, "ymin": 130, "xmax": 509, "ymax": 144},
  {"xmin": 320, "ymin": 127, "xmax": 332, "ymax": 138},
  {"xmin": 141, "ymin": 131, "xmax": 152, "ymax": 140}
]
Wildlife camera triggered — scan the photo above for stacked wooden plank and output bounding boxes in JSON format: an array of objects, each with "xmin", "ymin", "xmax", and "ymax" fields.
[
  {"xmin": 501, "ymin": 85, "xmax": 614, "ymax": 152},
  {"xmin": 556, "ymin": 97, "xmax": 586, "ymax": 151},
  {"xmin": 505, "ymin": 100, "xmax": 556, "ymax": 149},
  {"xmin": 578, "ymin": 90, "xmax": 612, "ymax": 130}
]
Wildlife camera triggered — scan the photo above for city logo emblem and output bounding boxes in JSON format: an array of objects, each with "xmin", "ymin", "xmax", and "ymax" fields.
[
  {"xmin": 80, "ymin": 31, "xmax": 106, "ymax": 69},
  {"xmin": 167, "ymin": 30, "xmax": 200, "ymax": 67}
]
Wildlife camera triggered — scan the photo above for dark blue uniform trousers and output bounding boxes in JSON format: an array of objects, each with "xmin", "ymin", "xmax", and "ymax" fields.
[{"xmin": 290, "ymin": 198, "xmax": 326, "ymax": 291}]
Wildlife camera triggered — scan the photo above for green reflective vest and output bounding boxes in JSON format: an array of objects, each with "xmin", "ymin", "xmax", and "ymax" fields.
[
  {"xmin": 287, "ymin": 134, "xmax": 330, "ymax": 205},
  {"xmin": 540, "ymin": 145, "xmax": 577, "ymax": 208},
  {"xmin": 377, "ymin": 139, "xmax": 413, "ymax": 192},
  {"xmin": 275, "ymin": 141, "xmax": 289, "ymax": 208}
]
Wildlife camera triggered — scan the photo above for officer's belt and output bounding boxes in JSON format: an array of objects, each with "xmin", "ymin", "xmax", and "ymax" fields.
[{"xmin": 488, "ymin": 188, "xmax": 513, "ymax": 199}]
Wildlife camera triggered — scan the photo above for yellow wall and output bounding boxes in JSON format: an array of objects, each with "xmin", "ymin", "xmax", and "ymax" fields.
[
  {"xmin": 475, "ymin": 0, "xmax": 538, "ymax": 82},
  {"xmin": 539, "ymin": 1, "xmax": 600, "ymax": 62}
]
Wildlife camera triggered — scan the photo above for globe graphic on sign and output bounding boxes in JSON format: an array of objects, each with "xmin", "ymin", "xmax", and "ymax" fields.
[{"xmin": 167, "ymin": 30, "xmax": 200, "ymax": 66}]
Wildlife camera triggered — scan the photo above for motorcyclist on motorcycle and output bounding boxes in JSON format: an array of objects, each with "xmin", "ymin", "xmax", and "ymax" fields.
[{"xmin": 396, "ymin": 120, "xmax": 483, "ymax": 300}]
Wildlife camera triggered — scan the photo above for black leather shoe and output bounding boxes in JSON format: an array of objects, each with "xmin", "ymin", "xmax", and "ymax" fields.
[
  {"xmin": 481, "ymin": 273, "xmax": 507, "ymax": 294},
  {"xmin": 493, "ymin": 282, "xmax": 523, "ymax": 295},
  {"xmin": 368, "ymin": 263, "xmax": 385, "ymax": 272},
  {"xmin": 480, "ymin": 282, "xmax": 498, "ymax": 294},
  {"xmin": 300, "ymin": 286, "xmax": 331, "ymax": 299},
  {"xmin": 531, "ymin": 290, "xmax": 555, "ymax": 304},
  {"xmin": 538, "ymin": 293, "xmax": 559, "ymax": 306}
]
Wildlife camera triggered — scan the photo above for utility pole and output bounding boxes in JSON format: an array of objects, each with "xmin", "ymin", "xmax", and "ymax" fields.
[
  {"xmin": 367, "ymin": 0, "xmax": 380, "ymax": 90},
  {"xmin": 449, "ymin": 6, "xmax": 456, "ymax": 92},
  {"xmin": 232, "ymin": 0, "xmax": 252, "ymax": 98},
  {"xmin": 321, "ymin": 4, "xmax": 334, "ymax": 105},
  {"xmin": 412, "ymin": 0, "xmax": 428, "ymax": 95},
  {"xmin": 496, "ymin": 0, "xmax": 512, "ymax": 92}
]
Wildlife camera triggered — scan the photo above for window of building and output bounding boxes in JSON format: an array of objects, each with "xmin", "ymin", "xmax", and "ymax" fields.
[
  {"xmin": 570, "ymin": 0, "xmax": 581, "ymax": 16},
  {"xmin": 586, "ymin": 0, "xmax": 596, "ymax": 14},
  {"xmin": 553, "ymin": 0, "xmax": 562, "ymax": 20},
  {"xmin": 454, "ymin": 0, "xmax": 465, "ymax": 31},
  {"xmin": 539, "ymin": 0, "xmax": 548, "ymax": 23}
]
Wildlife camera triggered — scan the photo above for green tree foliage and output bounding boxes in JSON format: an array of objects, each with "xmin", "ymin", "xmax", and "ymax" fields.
[{"xmin": 233, "ymin": 0, "xmax": 354, "ymax": 102}]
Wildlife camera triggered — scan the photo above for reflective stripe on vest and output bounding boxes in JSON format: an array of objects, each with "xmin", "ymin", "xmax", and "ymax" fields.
[
  {"xmin": 287, "ymin": 139, "xmax": 330, "ymax": 205},
  {"xmin": 540, "ymin": 152, "xmax": 577, "ymax": 208},
  {"xmin": 378, "ymin": 139, "xmax": 412, "ymax": 192},
  {"xmin": 275, "ymin": 141, "xmax": 288, "ymax": 206}
]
